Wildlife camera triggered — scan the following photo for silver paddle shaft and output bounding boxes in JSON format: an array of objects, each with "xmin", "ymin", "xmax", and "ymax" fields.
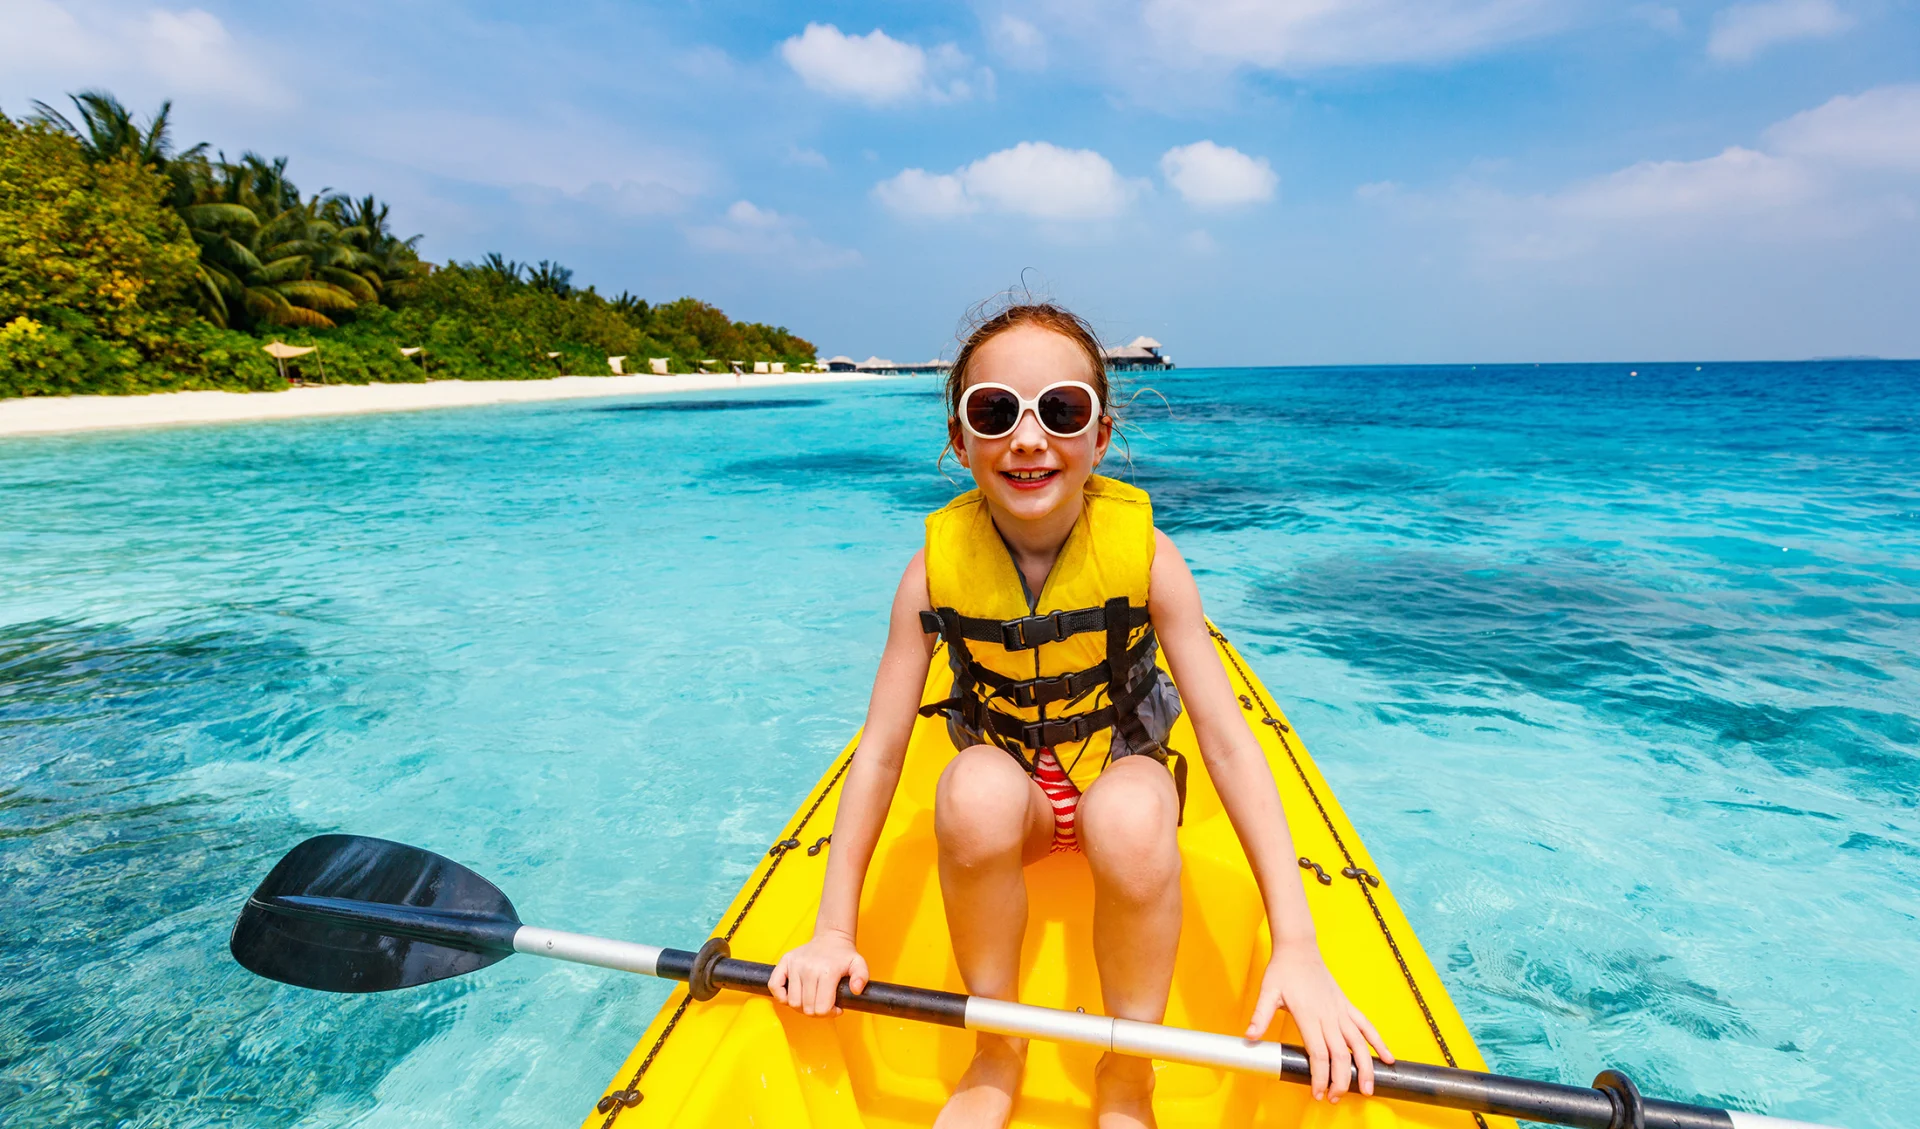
[
  {"xmin": 513, "ymin": 925, "xmax": 663, "ymax": 975},
  {"xmin": 505, "ymin": 926, "xmax": 1845, "ymax": 1129}
]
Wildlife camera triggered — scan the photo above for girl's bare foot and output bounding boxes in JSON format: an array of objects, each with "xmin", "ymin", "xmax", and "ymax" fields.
[
  {"xmin": 1093, "ymin": 1052, "xmax": 1157, "ymax": 1129},
  {"xmin": 933, "ymin": 1034, "xmax": 1027, "ymax": 1129}
]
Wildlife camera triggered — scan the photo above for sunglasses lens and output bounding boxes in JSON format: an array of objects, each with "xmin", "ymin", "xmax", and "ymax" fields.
[
  {"xmin": 964, "ymin": 388, "xmax": 1021, "ymax": 437},
  {"xmin": 1037, "ymin": 386, "xmax": 1095, "ymax": 435}
]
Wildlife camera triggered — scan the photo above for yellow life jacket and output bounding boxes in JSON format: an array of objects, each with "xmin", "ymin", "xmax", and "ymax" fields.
[{"xmin": 920, "ymin": 476, "xmax": 1184, "ymax": 800}]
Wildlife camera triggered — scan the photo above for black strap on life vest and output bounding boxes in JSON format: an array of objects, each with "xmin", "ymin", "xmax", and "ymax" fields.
[
  {"xmin": 920, "ymin": 607, "xmax": 1034, "ymax": 772},
  {"xmin": 918, "ymin": 602, "xmax": 1145, "ymax": 737},
  {"xmin": 1103, "ymin": 597, "xmax": 1153, "ymax": 751},
  {"xmin": 1101, "ymin": 596, "xmax": 1187, "ymax": 825},
  {"xmin": 918, "ymin": 604, "xmax": 1150, "ymax": 652},
  {"xmin": 953, "ymin": 632, "xmax": 1154, "ymax": 710},
  {"xmin": 918, "ymin": 598, "xmax": 1185, "ymax": 823},
  {"xmin": 978, "ymin": 703, "xmax": 1119, "ymax": 749}
]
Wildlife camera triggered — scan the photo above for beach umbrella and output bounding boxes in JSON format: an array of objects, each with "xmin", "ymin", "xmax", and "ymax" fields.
[{"xmin": 262, "ymin": 341, "xmax": 323, "ymax": 384}]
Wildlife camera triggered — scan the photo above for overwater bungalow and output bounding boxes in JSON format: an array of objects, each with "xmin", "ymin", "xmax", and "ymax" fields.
[
  {"xmin": 821, "ymin": 355, "xmax": 951, "ymax": 375},
  {"xmin": 1103, "ymin": 336, "xmax": 1174, "ymax": 371}
]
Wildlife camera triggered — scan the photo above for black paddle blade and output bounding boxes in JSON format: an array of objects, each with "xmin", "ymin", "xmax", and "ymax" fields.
[{"xmin": 230, "ymin": 834, "xmax": 521, "ymax": 994}]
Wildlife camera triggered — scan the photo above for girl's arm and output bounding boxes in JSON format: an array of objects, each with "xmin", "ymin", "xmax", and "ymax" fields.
[
  {"xmin": 1148, "ymin": 531, "xmax": 1392, "ymax": 1104},
  {"xmin": 768, "ymin": 551, "xmax": 935, "ymax": 1017}
]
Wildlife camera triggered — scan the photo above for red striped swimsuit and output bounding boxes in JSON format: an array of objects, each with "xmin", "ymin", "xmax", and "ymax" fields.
[{"xmin": 1033, "ymin": 748, "xmax": 1082, "ymax": 852}]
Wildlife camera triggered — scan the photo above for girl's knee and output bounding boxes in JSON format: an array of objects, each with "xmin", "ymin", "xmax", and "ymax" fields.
[
  {"xmin": 936, "ymin": 745, "xmax": 1033, "ymax": 865},
  {"xmin": 1080, "ymin": 759, "xmax": 1178, "ymax": 841},
  {"xmin": 1079, "ymin": 762, "xmax": 1181, "ymax": 899}
]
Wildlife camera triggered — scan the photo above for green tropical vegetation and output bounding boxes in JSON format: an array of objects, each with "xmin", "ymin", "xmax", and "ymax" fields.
[{"xmin": 0, "ymin": 91, "xmax": 816, "ymax": 398}]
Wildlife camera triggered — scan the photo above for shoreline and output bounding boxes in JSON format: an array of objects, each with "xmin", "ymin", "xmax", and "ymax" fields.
[{"xmin": 0, "ymin": 372, "xmax": 898, "ymax": 438}]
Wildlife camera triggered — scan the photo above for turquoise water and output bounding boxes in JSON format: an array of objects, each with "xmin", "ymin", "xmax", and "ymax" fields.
[{"xmin": 2, "ymin": 363, "xmax": 1915, "ymax": 1128}]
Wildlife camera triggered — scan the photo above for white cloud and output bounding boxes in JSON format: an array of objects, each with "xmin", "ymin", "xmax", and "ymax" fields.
[
  {"xmin": 990, "ymin": 14, "xmax": 1048, "ymax": 69},
  {"xmin": 781, "ymin": 24, "xmax": 920, "ymax": 104},
  {"xmin": 723, "ymin": 200, "xmax": 780, "ymax": 229},
  {"xmin": 779, "ymin": 23, "xmax": 978, "ymax": 106},
  {"xmin": 873, "ymin": 168, "xmax": 977, "ymax": 217},
  {"xmin": 966, "ymin": 144, "xmax": 1133, "ymax": 218},
  {"xmin": 0, "ymin": 0, "xmax": 289, "ymax": 109},
  {"xmin": 1552, "ymin": 146, "xmax": 1815, "ymax": 220},
  {"xmin": 1137, "ymin": 0, "xmax": 1567, "ymax": 70},
  {"xmin": 0, "ymin": 0, "xmax": 97, "ymax": 71},
  {"xmin": 1766, "ymin": 84, "xmax": 1920, "ymax": 171},
  {"xmin": 1160, "ymin": 141, "xmax": 1278, "ymax": 209},
  {"xmin": 875, "ymin": 142, "xmax": 1137, "ymax": 221},
  {"xmin": 0, "ymin": 1, "xmax": 718, "ymax": 207},
  {"xmin": 784, "ymin": 145, "xmax": 830, "ymax": 169},
  {"xmin": 685, "ymin": 200, "xmax": 860, "ymax": 268},
  {"xmin": 1373, "ymin": 83, "xmax": 1920, "ymax": 267},
  {"xmin": 1707, "ymin": 0, "xmax": 1851, "ymax": 62}
]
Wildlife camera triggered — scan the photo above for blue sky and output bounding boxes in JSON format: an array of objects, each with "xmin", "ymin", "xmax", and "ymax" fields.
[{"xmin": 4, "ymin": 0, "xmax": 1918, "ymax": 364}]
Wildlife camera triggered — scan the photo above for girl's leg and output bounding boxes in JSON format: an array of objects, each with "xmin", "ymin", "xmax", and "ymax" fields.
[
  {"xmin": 933, "ymin": 744, "xmax": 1055, "ymax": 1129},
  {"xmin": 1076, "ymin": 756, "xmax": 1183, "ymax": 1129}
]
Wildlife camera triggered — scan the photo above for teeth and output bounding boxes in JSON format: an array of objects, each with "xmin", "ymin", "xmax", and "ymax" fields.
[{"xmin": 1007, "ymin": 469, "xmax": 1054, "ymax": 481}]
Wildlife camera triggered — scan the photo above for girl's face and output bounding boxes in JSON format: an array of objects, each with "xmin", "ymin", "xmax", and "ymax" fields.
[{"xmin": 951, "ymin": 324, "xmax": 1112, "ymax": 525}]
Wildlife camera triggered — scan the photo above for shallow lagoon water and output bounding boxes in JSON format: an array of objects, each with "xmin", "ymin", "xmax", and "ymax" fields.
[{"xmin": 1, "ymin": 362, "xmax": 1915, "ymax": 1128}]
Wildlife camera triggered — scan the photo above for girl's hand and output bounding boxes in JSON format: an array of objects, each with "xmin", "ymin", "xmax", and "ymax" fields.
[
  {"xmin": 768, "ymin": 928, "xmax": 870, "ymax": 1017},
  {"xmin": 1244, "ymin": 937, "xmax": 1393, "ymax": 1103}
]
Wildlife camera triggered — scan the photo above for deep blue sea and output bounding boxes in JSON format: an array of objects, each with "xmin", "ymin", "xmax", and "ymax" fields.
[{"xmin": 2, "ymin": 362, "xmax": 1916, "ymax": 1129}]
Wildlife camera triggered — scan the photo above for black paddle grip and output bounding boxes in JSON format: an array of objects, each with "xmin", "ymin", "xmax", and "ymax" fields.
[
  {"xmin": 651, "ymin": 948, "xmax": 969, "ymax": 1028},
  {"xmin": 1363, "ymin": 1058, "xmax": 1730, "ymax": 1129}
]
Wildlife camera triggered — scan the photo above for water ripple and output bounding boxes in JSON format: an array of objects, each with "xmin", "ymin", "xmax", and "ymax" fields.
[{"xmin": 2, "ymin": 364, "xmax": 1916, "ymax": 1128}]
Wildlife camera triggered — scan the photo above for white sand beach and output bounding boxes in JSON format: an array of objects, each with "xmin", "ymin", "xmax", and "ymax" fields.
[{"xmin": 0, "ymin": 371, "xmax": 898, "ymax": 438}]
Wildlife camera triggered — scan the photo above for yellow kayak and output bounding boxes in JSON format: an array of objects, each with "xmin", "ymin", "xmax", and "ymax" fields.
[{"xmin": 586, "ymin": 626, "xmax": 1512, "ymax": 1129}]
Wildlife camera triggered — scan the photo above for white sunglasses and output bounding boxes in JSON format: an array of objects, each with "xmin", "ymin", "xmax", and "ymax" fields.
[{"xmin": 956, "ymin": 381, "xmax": 1103, "ymax": 440}]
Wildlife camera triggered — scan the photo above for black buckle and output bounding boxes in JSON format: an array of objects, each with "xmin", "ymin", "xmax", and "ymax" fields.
[
  {"xmin": 1001, "ymin": 612, "xmax": 1065, "ymax": 650},
  {"xmin": 1024, "ymin": 712, "xmax": 1092, "ymax": 747},
  {"xmin": 1009, "ymin": 671, "xmax": 1072, "ymax": 709}
]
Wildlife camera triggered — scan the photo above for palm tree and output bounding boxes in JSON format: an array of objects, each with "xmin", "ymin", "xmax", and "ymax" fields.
[
  {"xmin": 29, "ymin": 90, "xmax": 261, "ymax": 324},
  {"xmin": 30, "ymin": 89, "xmax": 200, "ymax": 169},
  {"xmin": 527, "ymin": 260, "xmax": 574, "ymax": 298},
  {"xmin": 172, "ymin": 155, "xmax": 368, "ymax": 329},
  {"xmin": 161, "ymin": 154, "xmax": 260, "ymax": 327},
  {"xmin": 328, "ymin": 193, "xmax": 423, "ymax": 291},
  {"xmin": 477, "ymin": 253, "xmax": 525, "ymax": 286},
  {"xmin": 175, "ymin": 197, "xmax": 259, "ymax": 327},
  {"xmin": 26, "ymin": 92, "xmax": 354, "ymax": 330},
  {"xmin": 229, "ymin": 195, "xmax": 368, "ymax": 328}
]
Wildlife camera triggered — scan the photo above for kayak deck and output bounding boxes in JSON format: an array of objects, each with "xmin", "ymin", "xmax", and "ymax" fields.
[{"xmin": 587, "ymin": 627, "xmax": 1510, "ymax": 1128}]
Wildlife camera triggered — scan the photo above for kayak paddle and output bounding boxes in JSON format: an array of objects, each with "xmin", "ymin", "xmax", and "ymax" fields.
[{"xmin": 230, "ymin": 834, "xmax": 1842, "ymax": 1129}]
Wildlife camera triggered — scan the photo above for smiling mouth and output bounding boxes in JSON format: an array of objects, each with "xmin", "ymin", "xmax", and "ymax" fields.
[{"xmin": 1000, "ymin": 468, "xmax": 1060, "ymax": 487}]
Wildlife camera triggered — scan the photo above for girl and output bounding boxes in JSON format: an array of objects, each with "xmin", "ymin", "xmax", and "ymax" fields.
[{"xmin": 769, "ymin": 303, "xmax": 1390, "ymax": 1128}]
